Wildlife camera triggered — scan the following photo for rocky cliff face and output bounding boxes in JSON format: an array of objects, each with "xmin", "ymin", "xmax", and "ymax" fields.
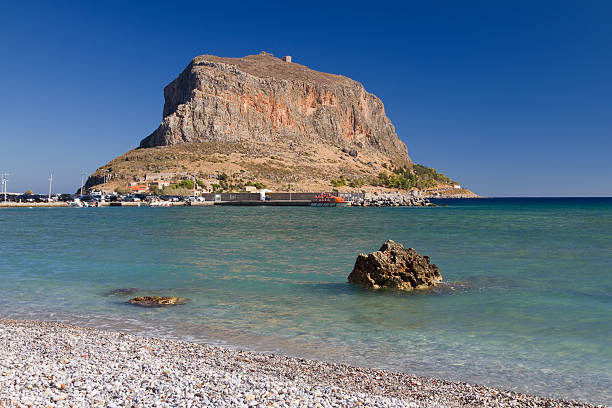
[{"xmin": 139, "ymin": 52, "xmax": 411, "ymax": 167}]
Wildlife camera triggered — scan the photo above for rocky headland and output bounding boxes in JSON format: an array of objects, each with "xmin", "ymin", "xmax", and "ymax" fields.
[{"xmin": 84, "ymin": 52, "xmax": 476, "ymax": 196}]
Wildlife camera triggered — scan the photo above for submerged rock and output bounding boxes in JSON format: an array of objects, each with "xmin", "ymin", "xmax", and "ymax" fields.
[
  {"xmin": 348, "ymin": 240, "xmax": 442, "ymax": 290},
  {"xmin": 106, "ymin": 288, "xmax": 139, "ymax": 296},
  {"xmin": 127, "ymin": 296, "xmax": 190, "ymax": 307}
]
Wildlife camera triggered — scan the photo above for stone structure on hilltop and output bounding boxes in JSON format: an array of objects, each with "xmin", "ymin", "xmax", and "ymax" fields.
[{"xmin": 139, "ymin": 52, "xmax": 411, "ymax": 167}]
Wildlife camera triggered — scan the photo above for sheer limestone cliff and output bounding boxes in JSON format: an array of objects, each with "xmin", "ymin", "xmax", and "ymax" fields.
[{"xmin": 139, "ymin": 52, "xmax": 410, "ymax": 165}]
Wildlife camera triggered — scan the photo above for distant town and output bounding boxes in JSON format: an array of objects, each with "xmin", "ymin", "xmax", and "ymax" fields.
[{"xmin": 0, "ymin": 168, "xmax": 477, "ymax": 208}]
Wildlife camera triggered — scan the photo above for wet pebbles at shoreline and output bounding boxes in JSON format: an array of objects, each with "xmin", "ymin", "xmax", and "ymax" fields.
[{"xmin": 0, "ymin": 319, "xmax": 604, "ymax": 408}]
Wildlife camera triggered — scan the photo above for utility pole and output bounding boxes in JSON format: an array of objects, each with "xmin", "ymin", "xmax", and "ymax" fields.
[
  {"xmin": 48, "ymin": 173, "xmax": 54, "ymax": 201},
  {"xmin": 1, "ymin": 173, "xmax": 8, "ymax": 203},
  {"xmin": 80, "ymin": 173, "xmax": 86, "ymax": 196},
  {"xmin": 102, "ymin": 169, "xmax": 110, "ymax": 199},
  {"xmin": 288, "ymin": 174, "xmax": 296, "ymax": 201}
]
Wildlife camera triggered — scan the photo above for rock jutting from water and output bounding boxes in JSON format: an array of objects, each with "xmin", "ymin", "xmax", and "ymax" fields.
[
  {"xmin": 348, "ymin": 240, "xmax": 442, "ymax": 290},
  {"xmin": 127, "ymin": 296, "xmax": 190, "ymax": 307}
]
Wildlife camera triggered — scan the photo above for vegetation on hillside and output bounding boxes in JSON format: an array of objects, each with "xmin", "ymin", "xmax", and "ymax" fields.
[
  {"xmin": 91, "ymin": 139, "xmax": 461, "ymax": 194},
  {"xmin": 374, "ymin": 164, "xmax": 454, "ymax": 190},
  {"xmin": 413, "ymin": 164, "xmax": 453, "ymax": 184},
  {"xmin": 245, "ymin": 181, "xmax": 267, "ymax": 189},
  {"xmin": 331, "ymin": 163, "xmax": 456, "ymax": 190},
  {"xmin": 114, "ymin": 186, "xmax": 131, "ymax": 195},
  {"xmin": 153, "ymin": 175, "xmax": 267, "ymax": 194},
  {"xmin": 331, "ymin": 178, "xmax": 366, "ymax": 188}
]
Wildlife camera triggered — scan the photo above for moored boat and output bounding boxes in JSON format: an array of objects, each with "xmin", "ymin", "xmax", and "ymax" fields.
[
  {"xmin": 69, "ymin": 198, "xmax": 84, "ymax": 207},
  {"xmin": 149, "ymin": 200, "xmax": 172, "ymax": 207},
  {"xmin": 310, "ymin": 193, "xmax": 349, "ymax": 207}
]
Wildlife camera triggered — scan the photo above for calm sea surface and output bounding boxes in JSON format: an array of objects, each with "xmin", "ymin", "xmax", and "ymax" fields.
[{"xmin": 1, "ymin": 198, "xmax": 610, "ymax": 404}]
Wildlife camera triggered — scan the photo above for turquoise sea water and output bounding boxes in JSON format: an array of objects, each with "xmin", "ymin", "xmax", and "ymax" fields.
[{"xmin": 0, "ymin": 198, "xmax": 610, "ymax": 405}]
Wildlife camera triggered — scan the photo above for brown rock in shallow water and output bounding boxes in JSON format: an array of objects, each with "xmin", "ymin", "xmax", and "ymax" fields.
[
  {"xmin": 348, "ymin": 240, "xmax": 442, "ymax": 290},
  {"xmin": 127, "ymin": 296, "xmax": 190, "ymax": 307}
]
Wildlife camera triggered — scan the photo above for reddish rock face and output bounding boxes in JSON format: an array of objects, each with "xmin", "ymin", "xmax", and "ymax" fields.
[
  {"xmin": 348, "ymin": 240, "xmax": 442, "ymax": 290},
  {"xmin": 140, "ymin": 53, "xmax": 411, "ymax": 168}
]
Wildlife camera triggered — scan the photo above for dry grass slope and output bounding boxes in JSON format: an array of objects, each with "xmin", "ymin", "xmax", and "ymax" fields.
[{"xmin": 87, "ymin": 140, "xmax": 409, "ymax": 193}]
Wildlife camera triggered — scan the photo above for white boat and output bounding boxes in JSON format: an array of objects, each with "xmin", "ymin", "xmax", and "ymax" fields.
[
  {"xmin": 149, "ymin": 200, "xmax": 172, "ymax": 207},
  {"xmin": 69, "ymin": 199, "xmax": 84, "ymax": 207}
]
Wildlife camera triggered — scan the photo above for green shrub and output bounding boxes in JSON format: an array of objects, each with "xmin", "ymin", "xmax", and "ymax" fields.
[
  {"xmin": 331, "ymin": 178, "xmax": 347, "ymax": 187},
  {"xmin": 149, "ymin": 185, "xmax": 161, "ymax": 195},
  {"xmin": 179, "ymin": 179, "xmax": 194, "ymax": 189},
  {"xmin": 160, "ymin": 186, "xmax": 194, "ymax": 196},
  {"xmin": 348, "ymin": 178, "xmax": 366, "ymax": 188},
  {"xmin": 245, "ymin": 181, "xmax": 266, "ymax": 189}
]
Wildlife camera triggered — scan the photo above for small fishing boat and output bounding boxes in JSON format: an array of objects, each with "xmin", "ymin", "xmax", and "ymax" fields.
[
  {"xmin": 310, "ymin": 193, "xmax": 349, "ymax": 207},
  {"xmin": 69, "ymin": 198, "xmax": 84, "ymax": 207},
  {"xmin": 149, "ymin": 200, "xmax": 172, "ymax": 207}
]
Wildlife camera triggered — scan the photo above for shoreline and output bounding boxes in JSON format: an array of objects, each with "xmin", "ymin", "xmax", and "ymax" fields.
[
  {"xmin": 0, "ymin": 319, "xmax": 604, "ymax": 408},
  {"xmin": 0, "ymin": 190, "xmax": 474, "ymax": 208}
]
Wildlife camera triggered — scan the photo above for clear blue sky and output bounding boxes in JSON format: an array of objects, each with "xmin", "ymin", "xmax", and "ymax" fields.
[{"xmin": 1, "ymin": 0, "xmax": 610, "ymax": 196}]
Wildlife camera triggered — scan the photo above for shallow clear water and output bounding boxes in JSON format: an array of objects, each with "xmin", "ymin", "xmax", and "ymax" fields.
[{"xmin": 1, "ymin": 198, "xmax": 610, "ymax": 405}]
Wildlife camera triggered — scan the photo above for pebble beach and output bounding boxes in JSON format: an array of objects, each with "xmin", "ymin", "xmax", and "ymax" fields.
[{"xmin": 0, "ymin": 319, "xmax": 604, "ymax": 408}]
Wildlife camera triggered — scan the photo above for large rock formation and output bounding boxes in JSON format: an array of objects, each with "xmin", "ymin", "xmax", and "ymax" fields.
[
  {"xmin": 139, "ymin": 52, "xmax": 411, "ymax": 167},
  {"xmin": 84, "ymin": 52, "xmax": 473, "ymax": 194},
  {"xmin": 348, "ymin": 240, "xmax": 442, "ymax": 290}
]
